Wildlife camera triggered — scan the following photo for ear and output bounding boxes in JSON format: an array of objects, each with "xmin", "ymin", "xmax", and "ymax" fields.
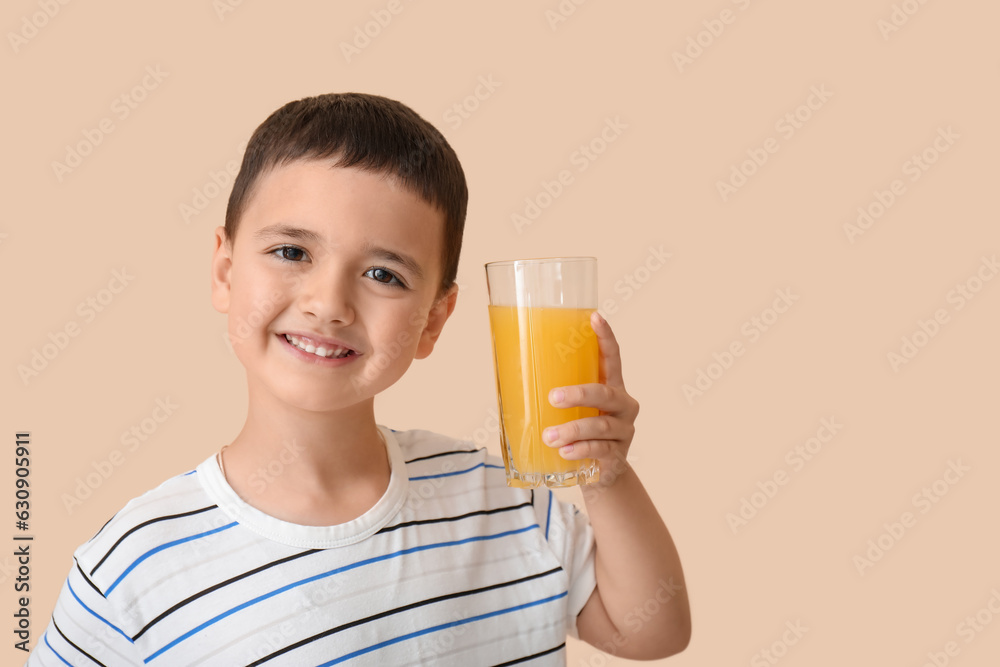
[
  {"xmin": 414, "ymin": 283, "xmax": 459, "ymax": 360},
  {"xmin": 210, "ymin": 226, "xmax": 233, "ymax": 314}
]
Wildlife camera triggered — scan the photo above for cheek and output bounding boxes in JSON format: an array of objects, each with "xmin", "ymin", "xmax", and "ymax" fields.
[
  {"xmin": 379, "ymin": 325, "xmax": 420, "ymax": 362},
  {"xmin": 405, "ymin": 304, "xmax": 433, "ymax": 332},
  {"xmin": 232, "ymin": 270, "xmax": 286, "ymax": 317},
  {"xmin": 371, "ymin": 310, "xmax": 425, "ymax": 363},
  {"xmin": 405, "ymin": 305, "xmax": 435, "ymax": 343}
]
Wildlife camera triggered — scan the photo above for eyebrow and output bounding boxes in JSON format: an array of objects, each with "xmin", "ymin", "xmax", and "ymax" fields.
[
  {"xmin": 254, "ymin": 223, "xmax": 425, "ymax": 282},
  {"xmin": 253, "ymin": 223, "xmax": 323, "ymax": 244}
]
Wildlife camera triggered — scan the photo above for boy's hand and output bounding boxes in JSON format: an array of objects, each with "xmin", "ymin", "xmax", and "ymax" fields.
[
  {"xmin": 543, "ymin": 311, "xmax": 640, "ymax": 487},
  {"xmin": 543, "ymin": 312, "xmax": 691, "ymax": 659}
]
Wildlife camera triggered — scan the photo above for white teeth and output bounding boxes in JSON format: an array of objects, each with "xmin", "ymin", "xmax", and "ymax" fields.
[{"xmin": 283, "ymin": 334, "xmax": 352, "ymax": 359}]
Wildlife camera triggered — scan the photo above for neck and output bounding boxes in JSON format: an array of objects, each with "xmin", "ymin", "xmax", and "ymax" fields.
[{"xmin": 219, "ymin": 384, "xmax": 391, "ymax": 526}]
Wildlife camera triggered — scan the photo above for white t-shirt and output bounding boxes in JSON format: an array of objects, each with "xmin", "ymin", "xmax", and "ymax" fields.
[{"xmin": 27, "ymin": 426, "xmax": 596, "ymax": 666}]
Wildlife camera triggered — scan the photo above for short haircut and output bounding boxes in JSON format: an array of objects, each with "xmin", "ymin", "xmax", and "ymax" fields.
[{"xmin": 225, "ymin": 93, "xmax": 468, "ymax": 296}]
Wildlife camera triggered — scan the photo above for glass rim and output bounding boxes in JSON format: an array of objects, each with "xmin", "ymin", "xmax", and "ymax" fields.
[{"xmin": 484, "ymin": 256, "xmax": 597, "ymax": 268}]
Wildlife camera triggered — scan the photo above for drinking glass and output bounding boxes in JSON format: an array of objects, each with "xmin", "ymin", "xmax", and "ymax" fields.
[{"xmin": 485, "ymin": 257, "xmax": 601, "ymax": 488}]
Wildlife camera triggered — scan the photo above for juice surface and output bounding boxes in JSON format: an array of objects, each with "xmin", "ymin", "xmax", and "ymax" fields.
[{"xmin": 488, "ymin": 306, "xmax": 599, "ymax": 483}]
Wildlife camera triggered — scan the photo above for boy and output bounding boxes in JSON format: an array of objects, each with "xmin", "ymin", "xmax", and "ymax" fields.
[{"xmin": 28, "ymin": 93, "xmax": 690, "ymax": 665}]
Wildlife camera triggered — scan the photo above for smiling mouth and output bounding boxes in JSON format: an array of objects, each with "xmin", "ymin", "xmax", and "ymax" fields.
[{"xmin": 283, "ymin": 334, "xmax": 355, "ymax": 359}]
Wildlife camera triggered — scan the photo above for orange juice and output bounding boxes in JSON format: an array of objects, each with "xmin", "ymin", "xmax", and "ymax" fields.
[{"xmin": 488, "ymin": 305, "xmax": 601, "ymax": 487}]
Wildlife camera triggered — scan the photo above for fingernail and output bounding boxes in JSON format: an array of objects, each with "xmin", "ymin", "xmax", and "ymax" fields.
[
  {"xmin": 559, "ymin": 444, "xmax": 575, "ymax": 457},
  {"xmin": 550, "ymin": 389, "xmax": 565, "ymax": 405},
  {"xmin": 543, "ymin": 428, "xmax": 558, "ymax": 444}
]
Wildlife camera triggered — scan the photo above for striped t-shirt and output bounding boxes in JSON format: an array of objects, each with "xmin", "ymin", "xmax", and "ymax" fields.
[{"xmin": 28, "ymin": 426, "xmax": 596, "ymax": 666}]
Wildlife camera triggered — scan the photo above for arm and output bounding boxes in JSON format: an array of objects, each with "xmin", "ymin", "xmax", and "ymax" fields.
[{"xmin": 544, "ymin": 311, "xmax": 691, "ymax": 659}]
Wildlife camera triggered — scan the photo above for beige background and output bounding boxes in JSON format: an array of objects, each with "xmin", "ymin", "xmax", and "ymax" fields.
[{"xmin": 3, "ymin": 1, "xmax": 999, "ymax": 665}]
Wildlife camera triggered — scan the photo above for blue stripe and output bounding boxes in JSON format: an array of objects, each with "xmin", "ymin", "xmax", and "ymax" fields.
[
  {"xmin": 67, "ymin": 579, "xmax": 132, "ymax": 642},
  {"xmin": 42, "ymin": 632, "xmax": 73, "ymax": 667},
  {"xmin": 106, "ymin": 521, "xmax": 238, "ymax": 595},
  {"xmin": 43, "ymin": 632, "xmax": 75, "ymax": 667},
  {"xmin": 410, "ymin": 461, "xmax": 505, "ymax": 481},
  {"xmin": 545, "ymin": 490, "xmax": 553, "ymax": 541},
  {"xmin": 145, "ymin": 523, "xmax": 540, "ymax": 663},
  {"xmin": 317, "ymin": 590, "xmax": 569, "ymax": 667}
]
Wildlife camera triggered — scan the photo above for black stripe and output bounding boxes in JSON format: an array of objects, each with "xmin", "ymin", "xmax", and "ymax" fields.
[
  {"xmin": 132, "ymin": 548, "xmax": 321, "ymax": 641},
  {"xmin": 405, "ymin": 447, "xmax": 485, "ymax": 464},
  {"xmin": 248, "ymin": 566, "xmax": 564, "ymax": 666},
  {"xmin": 53, "ymin": 618, "xmax": 107, "ymax": 666},
  {"xmin": 90, "ymin": 505, "xmax": 218, "ymax": 576},
  {"xmin": 75, "ymin": 559, "xmax": 105, "ymax": 598},
  {"xmin": 377, "ymin": 501, "xmax": 533, "ymax": 535},
  {"xmin": 492, "ymin": 642, "xmax": 566, "ymax": 666}
]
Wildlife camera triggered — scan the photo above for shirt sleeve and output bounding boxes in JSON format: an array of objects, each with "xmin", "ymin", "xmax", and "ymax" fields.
[
  {"xmin": 26, "ymin": 558, "xmax": 145, "ymax": 667},
  {"xmin": 532, "ymin": 488, "xmax": 596, "ymax": 639}
]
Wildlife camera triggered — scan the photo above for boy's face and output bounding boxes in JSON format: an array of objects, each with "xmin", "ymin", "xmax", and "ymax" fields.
[{"xmin": 210, "ymin": 160, "xmax": 458, "ymax": 414}]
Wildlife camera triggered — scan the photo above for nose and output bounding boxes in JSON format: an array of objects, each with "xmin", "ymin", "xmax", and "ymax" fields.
[{"xmin": 297, "ymin": 266, "xmax": 355, "ymax": 325}]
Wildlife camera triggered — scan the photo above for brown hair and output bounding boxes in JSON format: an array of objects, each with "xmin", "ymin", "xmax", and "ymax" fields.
[{"xmin": 224, "ymin": 93, "xmax": 468, "ymax": 296}]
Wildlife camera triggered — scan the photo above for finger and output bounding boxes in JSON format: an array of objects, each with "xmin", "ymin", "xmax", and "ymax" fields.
[
  {"xmin": 549, "ymin": 382, "xmax": 627, "ymax": 414},
  {"xmin": 556, "ymin": 438, "xmax": 618, "ymax": 461},
  {"xmin": 591, "ymin": 311, "xmax": 625, "ymax": 388},
  {"xmin": 543, "ymin": 414, "xmax": 634, "ymax": 449}
]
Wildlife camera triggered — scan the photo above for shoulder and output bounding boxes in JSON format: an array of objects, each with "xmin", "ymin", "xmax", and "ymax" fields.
[
  {"xmin": 386, "ymin": 426, "xmax": 587, "ymax": 543},
  {"xmin": 73, "ymin": 457, "xmax": 229, "ymax": 588},
  {"xmin": 388, "ymin": 427, "xmax": 509, "ymax": 484},
  {"xmin": 389, "ymin": 427, "xmax": 483, "ymax": 461},
  {"xmin": 387, "ymin": 426, "xmax": 531, "ymax": 515},
  {"xmin": 390, "ymin": 427, "xmax": 500, "ymax": 473}
]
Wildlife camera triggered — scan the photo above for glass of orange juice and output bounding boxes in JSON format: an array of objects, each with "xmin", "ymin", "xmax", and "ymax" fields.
[{"xmin": 485, "ymin": 257, "xmax": 601, "ymax": 488}]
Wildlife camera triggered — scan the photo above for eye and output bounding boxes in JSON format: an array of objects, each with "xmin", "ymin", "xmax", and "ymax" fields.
[
  {"xmin": 270, "ymin": 245, "xmax": 307, "ymax": 262},
  {"xmin": 365, "ymin": 267, "xmax": 406, "ymax": 288}
]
